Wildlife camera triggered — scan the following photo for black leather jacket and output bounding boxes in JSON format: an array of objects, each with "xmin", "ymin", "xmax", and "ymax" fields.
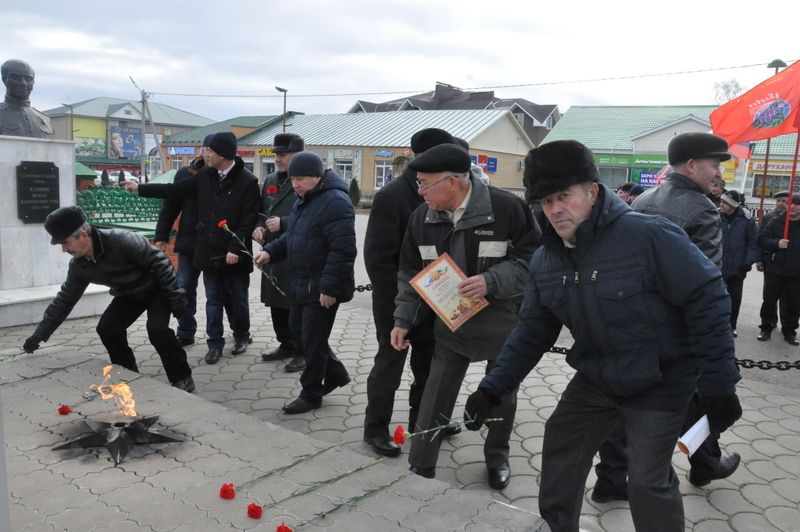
[
  {"xmin": 632, "ymin": 172, "xmax": 722, "ymax": 269},
  {"xmin": 34, "ymin": 228, "xmax": 179, "ymax": 341}
]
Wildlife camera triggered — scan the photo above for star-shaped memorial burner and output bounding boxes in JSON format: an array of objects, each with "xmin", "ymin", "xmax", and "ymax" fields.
[{"xmin": 54, "ymin": 415, "xmax": 182, "ymax": 465}]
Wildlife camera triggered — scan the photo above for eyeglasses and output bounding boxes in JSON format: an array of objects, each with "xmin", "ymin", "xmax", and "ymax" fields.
[{"xmin": 416, "ymin": 175, "xmax": 452, "ymax": 191}]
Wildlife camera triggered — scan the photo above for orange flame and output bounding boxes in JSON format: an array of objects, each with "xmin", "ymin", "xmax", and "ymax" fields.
[{"xmin": 90, "ymin": 365, "xmax": 137, "ymax": 417}]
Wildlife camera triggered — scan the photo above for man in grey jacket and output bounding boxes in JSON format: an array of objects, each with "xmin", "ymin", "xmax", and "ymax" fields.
[{"xmin": 390, "ymin": 144, "xmax": 538, "ymax": 488}]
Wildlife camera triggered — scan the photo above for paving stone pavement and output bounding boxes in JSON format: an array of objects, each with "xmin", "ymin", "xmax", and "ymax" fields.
[{"xmin": 2, "ymin": 213, "xmax": 800, "ymax": 531}]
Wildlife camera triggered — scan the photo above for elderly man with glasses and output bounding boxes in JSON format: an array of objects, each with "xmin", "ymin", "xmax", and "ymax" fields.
[{"xmin": 391, "ymin": 143, "xmax": 540, "ymax": 488}]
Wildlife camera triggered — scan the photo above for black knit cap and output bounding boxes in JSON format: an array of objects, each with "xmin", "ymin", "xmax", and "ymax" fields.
[
  {"xmin": 407, "ymin": 143, "xmax": 471, "ymax": 173},
  {"xmin": 667, "ymin": 133, "xmax": 731, "ymax": 165},
  {"xmin": 287, "ymin": 151, "xmax": 325, "ymax": 178},
  {"xmin": 44, "ymin": 206, "xmax": 87, "ymax": 245},
  {"xmin": 410, "ymin": 128, "xmax": 454, "ymax": 154},
  {"xmin": 523, "ymin": 140, "xmax": 600, "ymax": 201},
  {"xmin": 272, "ymin": 133, "xmax": 304, "ymax": 153},
  {"xmin": 207, "ymin": 132, "xmax": 237, "ymax": 160}
]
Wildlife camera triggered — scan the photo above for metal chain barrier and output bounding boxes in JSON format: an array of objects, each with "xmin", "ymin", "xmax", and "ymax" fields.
[{"xmin": 354, "ymin": 281, "xmax": 799, "ymax": 370}]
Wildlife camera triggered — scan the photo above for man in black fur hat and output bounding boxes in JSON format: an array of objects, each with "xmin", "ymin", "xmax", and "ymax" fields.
[{"xmin": 465, "ymin": 140, "xmax": 742, "ymax": 531}]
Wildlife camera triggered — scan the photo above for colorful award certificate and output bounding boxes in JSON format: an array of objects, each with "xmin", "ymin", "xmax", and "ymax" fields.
[{"xmin": 409, "ymin": 252, "xmax": 489, "ymax": 332}]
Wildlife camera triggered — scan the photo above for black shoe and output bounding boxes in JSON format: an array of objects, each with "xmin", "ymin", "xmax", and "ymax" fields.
[
  {"xmin": 784, "ymin": 335, "xmax": 799, "ymax": 346},
  {"xmin": 177, "ymin": 336, "xmax": 195, "ymax": 347},
  {"xmin": 688, "ymin": 453, "xmax": 741, "ymax": 487},
  {"xmin": 285, "ymin": 355, "xmax": 306, "ymax": 373},
  {"xmin": 591, "ymin": 485, "xmax": 629, "ymax": 503},
  {"xmin": 261, "ymin": 345, "xmax": 293, "ymax": 361},
  {"xmin": 282, "ymin": 396, "xmax": 321, "ymax": 414},
  {"xmin": 364, "ymin": 434, "xmax": 401, "ymax": 457},
  {"xmin": 231, "ymin": 335, "xmax": 252, "ymax": 355},
  {"xmin": 323, "ymin": 374, "xmax": 351, "ymax": 395},
  {"xmin": 409, "ymin": 465, "xmax": 435, "ymax": 479},
  {"xmin": 442, "ymin": 422, "xmax": 462, "ymax": 437},
  {"xmin": 172, "ymin": 376, "xmax": 196, "ymax": 393},
  {"xmin": 757, "ymin": 329, "xmax": 772, "ymax": 341},
  {"xmin": 488, "ymin": 463, "xmax": 511, "ymax": 489},
  {"xmin": 205, "ymin": 348, "xmax": 222, "ymax": 364}
]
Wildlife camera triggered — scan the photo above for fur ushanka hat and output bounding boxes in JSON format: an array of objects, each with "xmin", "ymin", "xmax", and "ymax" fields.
[{"xmin": 523, "ymin": 140, "xmax": 600, "ymax": 202}]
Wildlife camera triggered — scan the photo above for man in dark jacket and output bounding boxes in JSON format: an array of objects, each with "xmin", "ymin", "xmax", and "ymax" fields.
[
  {"xmin": 253, "ymin": 133, "xmax": 303, "ymax": 372},
  {"xmin": 23, "ymin": 206, "xmax": 194, "ymax": 392},
  {"xmin": 465, "ymin": 140, "xmax": 742, "ymax": 532},
  {"xmin": 757, "ymin": 193, "xmax": 800, "ymax": 345},
  {"xmin": 391, "ymin": 144, "xmax": 538, "ymax": 489},
  {"xmin": 127, "ymin": 132, "xmax": 260, "ymax": 365},
  {"xmin": 154, "ymin": 134, "xmax": 213, "ymax": 347},
  {"xmin": 254, "ymin": 152, "xmax": 356, "ymax": 414},
  {"xmin": 719, "ymin": 190, "xmax": 759, "ymax": 335},
  {"xmin": 362, "ymin": 128, "xmax": 456, "ymax": 458}
]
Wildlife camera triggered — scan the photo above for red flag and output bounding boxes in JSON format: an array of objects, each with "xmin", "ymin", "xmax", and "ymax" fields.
[{"xmin": 710, "ymin": 61, "xmax": 800, "ymax": 145}]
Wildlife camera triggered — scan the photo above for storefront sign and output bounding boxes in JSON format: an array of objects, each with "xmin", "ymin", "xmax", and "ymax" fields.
[
  {"xmin": 375, "ymin": 149, "xmax": 393, "ymax": 158},
  {"xmin": 109, "ymin": 125, "xmax": 142, "ymax": 159},
  {"xmin": 16, "ymin": 161, "xmax": 59, "ymax": 223},
  {"xmin": 257, "ymin": 148, "xmax": 276, "ymax": 157},
  {"xmin": 752, "ymin": 161, "xmax": 798, "ymax": 174},
  {"xmin": 595, "ymin": 153, "xmax": 669, "ymax": 167},
  {"xmin": 237, "ymin": 150, "xmax": 255, "ymax": 156},
  {"xmin": 168, "ymin": 146, "xmax": 195, "ymax": 155},
  {"xmin": 486, "ymin": 157, "xmax": 498, "ymax": 173}
]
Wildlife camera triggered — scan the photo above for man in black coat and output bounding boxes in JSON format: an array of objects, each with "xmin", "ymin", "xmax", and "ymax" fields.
[
  {"xmin": 127, "ymin": 132, "xmax": 261, "ymax": 365},
  {"xmin": 362, "ymin": 128, "xmax": 457, "ymax": 457},
  {"xmin": 757, "ymin": 193, "xmax": 800, "ymax": 345},
  {"xmin": 253, "ymin": 133, "xmax": 303, "ymax": 372},
  {"xmin": 23, "ymin": 206, "xmax": 194, "ymax": 392}
]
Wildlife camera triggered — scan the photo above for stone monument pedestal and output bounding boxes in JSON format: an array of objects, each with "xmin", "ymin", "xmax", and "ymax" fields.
[{"xmin": 0, "ymin": 135, "xmax": 110, "ymax": 328}]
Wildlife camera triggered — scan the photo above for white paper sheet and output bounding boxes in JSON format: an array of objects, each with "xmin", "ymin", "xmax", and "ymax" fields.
[{"xmin": 677, "ymin": 415, "xmax": 711, "ymax": 456}]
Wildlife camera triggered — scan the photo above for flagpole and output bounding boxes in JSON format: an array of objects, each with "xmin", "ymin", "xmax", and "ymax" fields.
[
  {"xmin": 758, "ymin": 138, "xmax": 773, "ymax": 227},
  {"xmin": 781, "ymin": 133, "xmax": 800, "ymax": 239}
]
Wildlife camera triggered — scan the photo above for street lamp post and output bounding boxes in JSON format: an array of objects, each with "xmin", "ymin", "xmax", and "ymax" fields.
[
  {"xmin": 757, "ymin": 59, "xmax": 788, "ymax": 226},
  {"xmin": 61, "ymin": 103, "xmax": 74, "ymax": 141},
  {"xmin": 275, "ymin": 86, "xmax": 288, "ymax": 132}
]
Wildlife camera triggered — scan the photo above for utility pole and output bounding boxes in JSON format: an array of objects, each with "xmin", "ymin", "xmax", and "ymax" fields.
[
  {"xmin": 130, "ymin": 76, "xmax": 148, "ymax": 181},
  {"xmin": 61, "ymin": 102, "xmax": 74, "ymax": 141}
]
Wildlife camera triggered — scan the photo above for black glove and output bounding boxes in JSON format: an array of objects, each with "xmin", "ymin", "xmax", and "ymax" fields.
[
  {"xmin": 464, "ymin": 388, "xmax": 501, "ymax": 431},
  {"xmin": 23, "ymin": 334, "xmax": 41, "ymax": 353},
  {"xmin": 167, "ymin": 288, "xmax": 187, "ymax": 319},
  {"xmin": 701, "ymin": 394, "xmax": 742, "ymax": 436}
]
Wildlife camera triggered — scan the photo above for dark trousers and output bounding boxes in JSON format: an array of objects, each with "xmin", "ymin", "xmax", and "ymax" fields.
[
  {"xmin": 408, "ymin": 344, "xmax": 516, "ymax": 470},
  {"xmin": 724, "ymin": 275, "xmax": 745, "ymax": 330},
  {"xmin": 541, "ymin": 374, "xmax": 686, "ymax": 532},
  {"xmin": 289, "ymin": 302, "xmax": 349, "ymax": 402},
  {"xmin": 175, "ymin": 252, "xmax": 200, "ymax": 340},
  {"xmin": 270, "ymin": 306, "xmax": 297, "ymax": 351},
  {"xmin": 364, "ymin": 297, "xmax": 434, "ymax": 438},
  {"xmin": 203, "ymin": 268, "xmax": 250, "ymax": 349},
  {"xmin": 96, "ymin": 292, "xmax": 191, "ymax": 384},
  {"xmin": 760, "ymin": 272, "xmax": 800, "ymax": 336}
]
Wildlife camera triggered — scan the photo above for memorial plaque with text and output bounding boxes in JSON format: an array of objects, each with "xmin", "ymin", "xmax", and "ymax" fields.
[{"xmin": 17, "ymin": 161, "xmax": 60, "ymax": 223}]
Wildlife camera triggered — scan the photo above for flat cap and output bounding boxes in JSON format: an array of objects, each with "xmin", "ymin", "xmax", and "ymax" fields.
[
  {"xmin": 272, "ymin": 133, "xmax": 304, "ymax": 153},
  {"xmin": 410, "ymin": 128, "xmax": 454, "ymax": 154},
  {"xmin": 773, "ymin": 190, "xmax": 790, "ymax": 199},
  {"xmin": 668, "ymin": 133, "xmax": 731, "ymax": 165},
  {"xmin": 407, "ymin": 143, "xmax": 471, "ymax": 174},
  {"xmin": 44, "ymin": 206, "xmax": 87, "ymax": 245}
]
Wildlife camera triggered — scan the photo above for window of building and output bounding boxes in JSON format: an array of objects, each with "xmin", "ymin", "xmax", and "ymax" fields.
[
  {"xmin": 513, "ymin": 112, "xmax": 525, "ymax": 126},
  {"xmin": 335, "ymin": 159, "xmax": 353, "ymax": 181},
  {"xmin": 374, "ymin": 159, "xmax": 392, "ymax": 189},
  {"xmin": 598, "ymin": 167, "xmax": 629, "ymax": 188},
  {"xmin": 751, "ymin": 174, "xmax": 798, "ymax": 198},
  {"xmin": 124, "ymin": 109, "xmax": 132, "ymax": 116},
  {"xmin": 171, "ymin": 158, "xmax": 182, "ymax": 170}
]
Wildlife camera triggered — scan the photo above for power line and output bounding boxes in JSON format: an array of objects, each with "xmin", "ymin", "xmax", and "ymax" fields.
[{"xmin": 148, "ymin": 60, "xmax": 796, "ymax": 99}]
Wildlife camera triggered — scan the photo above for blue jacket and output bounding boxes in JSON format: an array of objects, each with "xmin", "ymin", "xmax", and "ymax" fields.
[
  {"xmin": 720, "ymin": 207, "xmax": 759, "ymax": 279},
  {"xmin": 481, "ymin": 186, "xmax": 740, "ymax": 409},
  {"xmin": 265, "ymin": 170, "xmax": 356, "ymax": 305}
]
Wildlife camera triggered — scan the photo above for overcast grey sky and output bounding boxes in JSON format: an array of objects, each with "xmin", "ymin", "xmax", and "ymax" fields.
[{"xmin": 3, "ymin": 0, "xmax": 798, "ymax": 122}]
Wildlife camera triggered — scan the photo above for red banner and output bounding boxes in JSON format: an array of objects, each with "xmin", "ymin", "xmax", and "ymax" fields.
[{"xmin": 710, "ymin": 61, "xmax": 800, "ymax": 145}]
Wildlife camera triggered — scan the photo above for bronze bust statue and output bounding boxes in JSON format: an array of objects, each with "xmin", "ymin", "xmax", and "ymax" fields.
[{"xmin": 0, "ymin": 59, "xmax": 53, "ymax": 139}]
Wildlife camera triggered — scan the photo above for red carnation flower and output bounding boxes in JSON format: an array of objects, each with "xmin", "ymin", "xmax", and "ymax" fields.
[
  {"xmin": 217, "ymin": 219, "xmax": 228, "ymax": 229},
  {"xmin": 276, "ymin": 523, "xmax": 293, "ymax": 532},
  {"xmin": 247, "ymin": 502, "xmax": 263, "ymax": 519},
  {"xmin": 393, "ymin": 425, "xmax": 406, "ymax": 445},
  {"xmin": 267, "ymin": 184, "xmax": 278, "ymax": 195},
  {"xmin": 58, "ymin": 404, "xmax": 72, "ymax": 415},
  {"xmin": 219, "ymin": 483, "xmax": 236, "ymax": 499}
]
